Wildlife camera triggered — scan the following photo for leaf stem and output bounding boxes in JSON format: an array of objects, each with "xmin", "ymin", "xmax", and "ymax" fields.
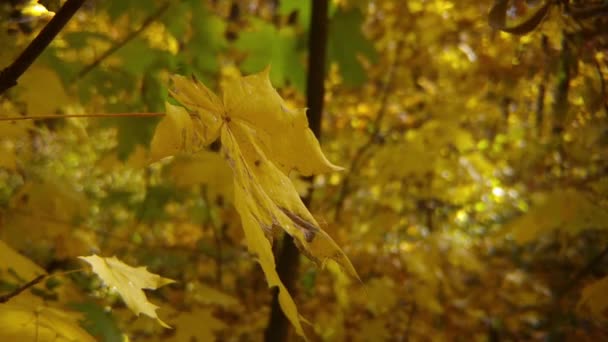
[{"xmin": 0, "ymin": 112, "xmax": 164, "ymax": 121}]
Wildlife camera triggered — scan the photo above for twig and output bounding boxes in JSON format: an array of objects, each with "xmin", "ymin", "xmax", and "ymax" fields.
[
  {"xmin": 0, "ymin": 0, "xmax": 85, "ymax": 95},
  {"xmin": 333, "ymin": 38, "xmax": 405, "ymax": 221},
  {"xmin": 74, "ymin": 2, "xmax": 170, "ymax": 80},
  {"xmin": 0, "ymin": 112, "xmax": 164, "ymax": 121},
  {"xmin": 0, "ymin": 274, "xmax": 45, "ymax": 303}
]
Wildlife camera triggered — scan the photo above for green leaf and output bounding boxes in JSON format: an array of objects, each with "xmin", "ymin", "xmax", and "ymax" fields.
[
  {"xmin": 328, "ymin": 8, "xmax": 377, "ymax": 86},
  {"xmin": 181, "ymin": 1, "xmax": 227, "ymax": 80},
  {"xmin": 279, "ymin": 0, "xmax": 312, "ymax": 28},
  {"xmin": 114, "ymin": 38, "xmax": 162, "ymax": 75},
  {"xmin": 107, "ymin": 115, "xmax": 159, "ymax": 160},
  {"xmin": 234, "ymin": 20, "xmax": 306, "ymax": 91},
  {"xmin": 70, "ymin": 302, "xmax": 123, "ymax": 342}
]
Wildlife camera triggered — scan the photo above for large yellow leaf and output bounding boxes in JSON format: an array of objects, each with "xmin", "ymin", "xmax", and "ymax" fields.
[
  {"xmin": 0, "ymin": 304, "xmax": 95, "ymax": 342},
  {"xmin": 165, "ymin": 151, "xmax": 233, "ymax": 201},
  {"xmin": 78, "ymin": 255, "xmax": 175, "ymax": 328},
  {"xmin": 150, "ymin": 67, "xmax": 357, "ymax": 338}
]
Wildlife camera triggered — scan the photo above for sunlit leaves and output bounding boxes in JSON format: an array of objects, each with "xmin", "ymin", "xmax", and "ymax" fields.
[
  {"xmin": 79, "ymin": 255, "xmax": 175, "ymax": 328},
  {"xmin": 507, "ymin": 189, "xmax": 608, "ymax": 244}
]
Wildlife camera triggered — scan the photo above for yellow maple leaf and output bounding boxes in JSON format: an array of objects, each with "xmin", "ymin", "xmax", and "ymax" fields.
[
  {"xmin": 78, "ymin": 255, "xmax": 175, "ymax": 328},
  {"xmin": 578, "ymin": 276, "xmax": 608, "ymax": 321},
  {"xmin": 0, "ymin": 303, "xmax": 95, "ymax": 342},
  {"xmin": 149, "ymin": 67, "xmax": 358, "ymax": 338}
]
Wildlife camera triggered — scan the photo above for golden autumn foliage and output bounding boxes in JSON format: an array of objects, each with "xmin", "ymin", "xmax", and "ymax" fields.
[{"xmin": 1, "ymin": 0, "xmax": 608, "ymax": 341}]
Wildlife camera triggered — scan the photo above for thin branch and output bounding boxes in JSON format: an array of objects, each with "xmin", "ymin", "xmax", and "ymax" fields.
[
  {"xmin": 0, "ymin": 0, "xmax": 85, "ymax": 95},
  {"xmin": 74, "ymin": 2, "xmax": 171, "ymax": 80},
  {"xmin": 334, "ymin": 38, "xmax": 405, "ymax": 221},
  {"xmin": 0, "ymin": 274, "xmax": 45, "ymax": 303},
  {"xmin": 0, "ymin": 112, "xmax": 164, "ymax": 121}
]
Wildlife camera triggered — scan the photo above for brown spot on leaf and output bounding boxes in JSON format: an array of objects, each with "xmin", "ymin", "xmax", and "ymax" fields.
[{"xmin": 279, "ymin": 207, "xmax": 317, "ymax": 243}]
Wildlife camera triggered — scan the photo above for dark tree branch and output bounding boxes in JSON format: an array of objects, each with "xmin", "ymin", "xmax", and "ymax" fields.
[
  {"xmin": 264, "ymin": 0, "xmax": 329, "ymax": 341},
  {"xmin": 0, "ymin": 274, "xmax": 45, "ymax": 303},
  {"xmin": 0, "ymin": 0, "xmax": 85, "ymax": 96},
  {"xmin": 74, "ymin": 2, "xmax": 170, "ymax": 80}
]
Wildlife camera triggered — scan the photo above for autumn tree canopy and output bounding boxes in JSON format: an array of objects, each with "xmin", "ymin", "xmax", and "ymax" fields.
[{"xmin": 1, "ymin": 0, "xmax": 608, "ymax": 341}]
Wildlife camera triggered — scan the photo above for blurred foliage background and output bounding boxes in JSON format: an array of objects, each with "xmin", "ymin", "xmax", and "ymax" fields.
[{"xmin": 1, "ymin": 0, "xmax": 608, "ymax": 340}]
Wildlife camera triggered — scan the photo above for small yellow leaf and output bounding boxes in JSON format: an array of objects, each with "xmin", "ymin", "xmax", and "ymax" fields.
[
  {"xmin": 0, "ymin": 239, "xmax": 46, "ymax": 280},
  {"xmin": 578, "ymin": 276, "xmax": 608, "ymax": 320},
  {"xmin": 78, "ymin": 255, "xmax": 175, "ymax": 328},
  {"xmin": 0, "ymin": 304, "xmax": 95, "ymax": 342}
]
